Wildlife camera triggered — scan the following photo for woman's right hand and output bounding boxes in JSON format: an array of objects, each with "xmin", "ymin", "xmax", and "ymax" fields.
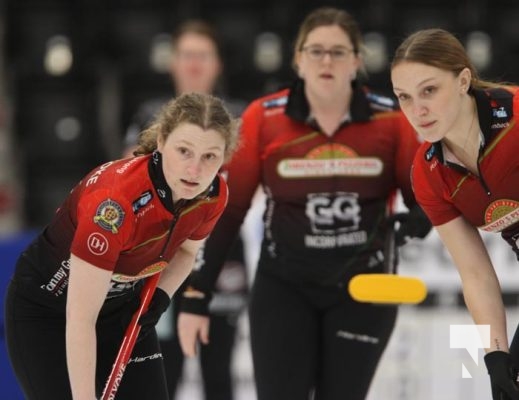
[{"xmin": 177, "ymin": 312, "xmax": 210, "ymax": 357}]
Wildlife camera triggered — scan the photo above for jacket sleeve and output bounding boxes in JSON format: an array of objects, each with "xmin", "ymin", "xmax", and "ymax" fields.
[{"xmin": 70, "ymin": 189, "xmax": 134, "ymax": 271}]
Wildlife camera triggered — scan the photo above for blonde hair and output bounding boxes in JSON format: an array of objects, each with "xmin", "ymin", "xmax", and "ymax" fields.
[
  {"xmin": 134, "ymin": 92, "xmax": 239, "ymax": 162},
  {"xmin": 391, "ymin": 28, "xmax": 501, "ymax": 90},
  {"xmin": 292, "ymin": 7, "xmax": 363, "ymax": 72}
]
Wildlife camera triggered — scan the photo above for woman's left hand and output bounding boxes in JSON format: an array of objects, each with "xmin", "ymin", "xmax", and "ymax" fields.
[
  {"xmin": 123, "ymin": 288, "xmax": 171, "ymax": 340},
  {"xmin": 138, "ymin": 287, "xmax": 171, "ymax": 339},
  {"xmin": 177, "ymin": 312, "xmax": 210, "ymax": 357}
]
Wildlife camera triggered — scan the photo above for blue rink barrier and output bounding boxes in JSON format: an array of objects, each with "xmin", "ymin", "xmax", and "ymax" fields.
[{"xmin": 1, "ymin": 230, "xmax": 38, "ymax": 399}]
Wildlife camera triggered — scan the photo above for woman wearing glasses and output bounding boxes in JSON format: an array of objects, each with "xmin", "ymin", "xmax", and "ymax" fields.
[{"xmin": 177, "ymin": 7, "xmax": 431, "ymax": 400}]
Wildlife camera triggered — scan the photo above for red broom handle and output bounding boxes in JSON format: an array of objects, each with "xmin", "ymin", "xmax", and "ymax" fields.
[{"xmin": 101, "ymin": 273, "xmax": 161, "ymax": 400}]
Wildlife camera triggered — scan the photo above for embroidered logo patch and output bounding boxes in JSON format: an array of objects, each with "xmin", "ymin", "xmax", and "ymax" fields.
[
  {"xmin": 94, "ymin": 199, "xmax": 125, "ymax": 234},
  {"xmin": 132, "ymin": 190, "xmax": 153, "ymax": 214},
  {"xmin": 481, "ymin": 199, "xmax": 519, "ymax": 232},
  {"xmin": 425, "ymin": 145, "xmax": 435, "ymax": 161},
  {"xmin": 87, "ymin": 232, "xmax": 109, "ymax": 255},
  {"xmin": 277, "ymin": 143, "xmax": 382, "ymax": 178},
  {"xmin": 111, "ymin": 261, "xmax": 168, "ymax": 283}
]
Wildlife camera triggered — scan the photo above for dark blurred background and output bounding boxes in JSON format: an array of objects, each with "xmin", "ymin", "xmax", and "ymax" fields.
[{"xmin": 2, "ymin": 0, "xmax": 519, "ymax": 229}]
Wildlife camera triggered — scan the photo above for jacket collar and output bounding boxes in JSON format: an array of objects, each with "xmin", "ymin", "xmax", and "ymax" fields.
[
  {"xmin": 424, "ymin": 86, "xmax": 514, "ymax": 163},
  {"xmin": 148, "ymin": 150, "xmax": 220, "ymax": 214},
  {"xmin": 284, "ymin": 78, "xmax": 373, "ymax": 126},
  {"xmin": 148, "ymin": 150, "xmax": 178, "ymax": 214}
]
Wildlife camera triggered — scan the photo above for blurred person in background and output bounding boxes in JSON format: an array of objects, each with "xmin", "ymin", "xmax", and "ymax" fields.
[
  {"xmin": 124, "ymin": 19, "xmax": 245, "ymax": 157},
  {"xmin": 4, "ymin": 93, "xmax": 239, "ymax": 400},
  {"xmin": 391, "ymin": 28, "xmax": 519, "ymax": 400},
  {"xmin": 177, "ymin": 7, "xmax": 431, "ymax": 400},
  {"xmin": 123, "ymin": 19, "xmax": 248, "ymax": 400}
]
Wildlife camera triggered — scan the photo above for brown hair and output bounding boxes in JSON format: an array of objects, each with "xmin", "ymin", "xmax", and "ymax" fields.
[
  {"xmin": 134, "ymin": 92, "xmax": 239, "ymax": 162},
  {"xmin": 292, "ymin": 7, "xmax": 363, "ymax": 71},
  {"xmin": 391, "ymin": 28, "xmax": 500, "ymax": 90},
  {"xmin": 172, "ymin": 19, "xmax": 222, "ymax": 58}
]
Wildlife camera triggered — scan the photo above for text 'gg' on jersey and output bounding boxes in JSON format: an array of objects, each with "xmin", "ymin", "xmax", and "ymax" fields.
[{"xmin": 192, "ymin": 79, "xmax": 421, "ymax": 290}]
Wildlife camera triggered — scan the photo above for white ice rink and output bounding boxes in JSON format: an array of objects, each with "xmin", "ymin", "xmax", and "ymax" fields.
[{"xmin": 172, "ymin": 306, "xmax": 519, "ymax": 400}]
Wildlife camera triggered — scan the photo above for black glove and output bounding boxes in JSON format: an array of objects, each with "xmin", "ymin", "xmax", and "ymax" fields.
[
  {"xmin": 122, "ymin": 288, "xmax": 171, "ymax": 341},
  {"xmin": 387, "ymin": 205, "xmax": 432, "ymax": 246},
  {"xmin": 484, "ymin": 351, "xmax": 519, "ymax": 400},
  {"xmin": 178, "ymin": 285, "xmax": 212, "ymax": 316},
  {"xmin": 138, "ymin": 288, "xmax": 171, "ymax": 340}
]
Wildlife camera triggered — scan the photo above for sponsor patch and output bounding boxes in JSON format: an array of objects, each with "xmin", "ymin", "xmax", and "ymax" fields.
[
  {"xmin": 366, "ymin": 92, "xmax": 395, "ymax": 110},
  {"xmin": 277, "ymin": 143, "xmax": 383, "ymax": 178},
  {"xmin": 306, "ymin": 192, "xmax": 361, "ymax": 234},
  {"xmin": 278, "ymin": 158, "xmax": 383, "ymax": 178},
  {"xmin": 94, "ymin": 199, "xmax": 125, "ymax": 233},
  {"xmin": 425, "ymin": 145, "xmax": 435, "ymax": 161},
  {"xmin": 132, "ymin": 190, "xmax": 153, "ymax": 214},
  {"xmin": 262, "ymin": 96, "xmax": 288, "ymax": 109},
  {"xmin": 481, "ymin": 199, "xmax": 519, "ymax": 232},
  {"xmin": 304, "ymin": 231, "xmax": 367, "ymax": 248},
  {"xmin": 116, "ymin": 157, "xmax": 139, "ymax": 174},
  {"xmin": 491, "ymin": 122, "xmax": 509, "ymax": 130},
  {"xmin": 87, "ymin": 232, "xmax": 109, "ymax": 255},
  {"xmin": 111, "ymin": 261, "xmax": 167, "ymax": 283},
  {"xmin": 492, "ymin": 106, "xmax": 508, "ymax": 119},
  {"xmin": 85, "ymin": 161, "xmax": 113, "ymax": 187},
  {"xmin": 40, "ymin": 258, "xmax": 71, "ymax": 297}
]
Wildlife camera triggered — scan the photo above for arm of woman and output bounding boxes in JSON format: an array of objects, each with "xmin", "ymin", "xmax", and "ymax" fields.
[
  {"xmin": 160, "ymin": 239, "xmax": 211, "ymax": 357},
  {"xmin": 157, "ymin": 238, "xmax": 204, "ymax": 297},
  {"xmin": 177, "ymin": 101, "xmax": 264, "ymax": 357},
  {"xmin": 436, "ymin": 216, "xmax": 509, "ymax": 352},
  {"xmin": 66, "ymin": 254, "xmax": 113, "ymax": 400}
]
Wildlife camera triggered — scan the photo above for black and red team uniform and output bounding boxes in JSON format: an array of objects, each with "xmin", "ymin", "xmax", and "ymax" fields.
[
  {"xmin": 5, "ymin": 151, "xmax": 227, "ymax": 400},
  {"xmin": 180, "ymin": 79, "xmax": 424, "ymax": 400},
  {"xmin": 126, "ymin": 97, "xmax": 248, "ymax": 400},
  {"xmin": 412, "ymin": 86, "xmax": 519, "ymax": 364}
]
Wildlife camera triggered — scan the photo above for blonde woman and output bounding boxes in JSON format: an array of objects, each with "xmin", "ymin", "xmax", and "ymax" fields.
[
  {"xmin": 392, "ymin": 28, "xmax": 519, "ymax": 400},
  {"xmin": 5, "ymin": 93, "xmax": 239, "ymax": 400}
]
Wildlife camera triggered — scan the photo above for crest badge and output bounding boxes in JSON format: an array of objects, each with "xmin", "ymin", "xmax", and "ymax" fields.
[{"xmin": 94, "ymin": 199, "xmax": 125, "ymax": 234}]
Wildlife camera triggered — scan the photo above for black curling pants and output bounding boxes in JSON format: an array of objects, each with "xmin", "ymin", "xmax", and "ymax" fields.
[
  {"xmin": 5, "ymin": 280, "xmax": 169, "ymax": 400},
  {"xmin": 249, "ymin": 269, "xmax": 397, "ymax": 400}
]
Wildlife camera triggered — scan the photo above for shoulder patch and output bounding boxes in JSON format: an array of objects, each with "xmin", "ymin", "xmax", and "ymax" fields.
[
  {"xmin": 262, "ymin": 96, "xmax": 288, "ymax": 109},
  {"xmin": 94, "ymin": 199, "xmax": 125, "ymax": 234},
  {"xmin": 487, "ymin": 87, "xmax": 514, "ymax": 130},
  {"xmin": 425, "ymin": 144, "xmax": 435, "ymax": 161},
  {"xmin": 132, "ymin": 190, "xmax": 153, "ymax": 214},
  {"xmin": 365, "ymin": 92, "xmax": 396, "ymax": 112}
]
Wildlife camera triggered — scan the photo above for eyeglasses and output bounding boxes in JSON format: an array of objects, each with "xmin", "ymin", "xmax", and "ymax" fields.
[
  {"xmin": 300, "ymin": 46, "xmax": 355, "ymax": 61},
  {"xmin": 175, "ymin": 50, "xmax": 217, "ymax": 63}
]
